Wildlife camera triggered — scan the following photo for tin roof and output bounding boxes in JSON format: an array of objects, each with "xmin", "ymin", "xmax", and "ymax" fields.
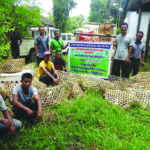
[{"xmin": 123, "ymin": 0, "xmax": 150, "ymax": 13}]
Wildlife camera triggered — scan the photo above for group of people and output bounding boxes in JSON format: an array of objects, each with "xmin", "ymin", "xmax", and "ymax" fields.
[
  {"xmin": 34, "ymin": 26, "xmax": 69, "ymax": 86},
  {"xmin": 2, "ymin": 23, "xmax": 145, "ymax": 136},
  {"xmin": 112, "ymin": 22, "xmax": 145, "ymax": 77},
  {"xmin": 0, "ymin": 27, "xmax": 70, "ymax": 136},
  {"xmin": 10, "ymin": 24, "xmax": 145, "ymax": 79},
  {"xmin": 0, "ymin": 50, "xmax": 69, "ymax": 136}
]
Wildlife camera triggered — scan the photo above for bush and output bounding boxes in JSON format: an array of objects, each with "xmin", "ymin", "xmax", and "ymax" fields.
[{"xmin": 116, "ymin": 28, "xmax": 121, "ymax": 35}]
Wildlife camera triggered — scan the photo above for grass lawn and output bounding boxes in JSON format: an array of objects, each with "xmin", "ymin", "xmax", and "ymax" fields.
[
  {"xmin": 1, "ymin": 55, "xmax": 150, "ymax": 149},
  {"xmin": 1, "ymin": 89, "xmax": 150, "ymax": 149}
]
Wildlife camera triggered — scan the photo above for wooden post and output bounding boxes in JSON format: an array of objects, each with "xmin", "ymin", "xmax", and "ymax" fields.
[{"xmin": 137, "ymin": 8, "xmax": 142, "ymax": 33}]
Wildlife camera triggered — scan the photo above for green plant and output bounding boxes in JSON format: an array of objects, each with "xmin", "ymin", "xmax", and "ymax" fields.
[
  {"xmin": 52, "ymin": 0, "xmax": 76, "ymax": 32},
  {"xmin": 0, "ymin": 0, "xmax": 42, "ymax": 59},
  {"xmin": 116, "ymin": 27, "xmax": 121, "ymax": 35},
  {"xmin": 1, "ymin": 89, "xmax": 150, "ymax": 149}
]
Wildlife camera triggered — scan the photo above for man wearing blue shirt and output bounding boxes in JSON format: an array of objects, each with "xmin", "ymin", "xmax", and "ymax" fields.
[
  {"xmin": 129, "ymin": 31, "xmax": 145, "ymax": 76},
  {"xmin": 34, "ymin": 26, "xmax": 49, "ymax": 66}
]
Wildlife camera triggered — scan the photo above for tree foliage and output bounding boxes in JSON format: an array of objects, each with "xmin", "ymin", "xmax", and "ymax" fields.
[
  {"xmin": 52, "ymin": 0, "xmax": 76, "ymax": 32},
  {"xmin": 89, "ymin": 0, "xmax": 126, "ymax": 26},
  {"xmin": 46, "ymin": 11, "xmax": 55, "ymax": 25},
  {"xmin": 89, "ymin": 0, "xmax": 108, "ymax": 23},
  {"xmin": 66, "ymin": 15, "xmax": 85, "ymax": 32},
  {"xmin": 0, "ymin": 0, "xmax": 42, "ymax": 59}
]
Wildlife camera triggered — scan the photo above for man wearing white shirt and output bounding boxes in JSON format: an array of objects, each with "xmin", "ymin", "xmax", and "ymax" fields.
[{"xmin": 112, "ymin": 23, "xmax": 132, "ymax": 78}]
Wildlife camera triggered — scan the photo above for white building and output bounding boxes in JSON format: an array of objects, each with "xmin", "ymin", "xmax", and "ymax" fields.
[{"xmin": 123, "ymin": 0, "xmax": 150, "ymax": 60}]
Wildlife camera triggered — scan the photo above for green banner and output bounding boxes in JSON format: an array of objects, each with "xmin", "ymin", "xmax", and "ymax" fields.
[{"xmin": 69, "ymin": 42, "xmax": 112, "ymax": 79}]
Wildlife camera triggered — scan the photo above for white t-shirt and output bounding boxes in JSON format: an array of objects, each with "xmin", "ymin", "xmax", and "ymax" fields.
[
  {"xmin": 0, "ymin": 95, "xmax": 7, "ymax": 111},
  {"xmin": 114, "ymin": 34, "xmax": 132, "ymax": 60}
]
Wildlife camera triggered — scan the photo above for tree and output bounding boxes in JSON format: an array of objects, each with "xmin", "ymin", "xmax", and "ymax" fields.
[
  {"xmin": 46, "ymin": 11, "xmax": 55, "ymax": 24},
  {"xmin": 109, "ymin": 0, "xmax": 126, "ymax": 26},
  {"xmin": 66, "ymin": 15, "xmax": 85, "ymax": 32},
  {"xmin": 88, "ymin": 0, "xmax": 126, "ymax": 26},
  {"xmin": 89, "ymin": 0, "xmax": 108, "ymax": 23},
  {"xmin": 0, "ymin": 0, "xmax": 42, "ymax": 59},
  {"xmin": 52, "ymin": 0, "xmax": 76, "ymax": 32}
]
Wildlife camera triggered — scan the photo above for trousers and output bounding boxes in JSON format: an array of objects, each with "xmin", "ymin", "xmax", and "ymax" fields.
[
  {"xmin": 12, "ymin": 99, "xmax": 38, "ymax": 124},
  {"xmin": 39, "ymin": 74, "xmax": 57, "ymax": 86},
  {"xmin": 128, "ymin": 58, "xmax": 140, "ymax": 76},
  {"xmin": 111, "ymin": 59, "xmax": 130, "ymax": 78},
  {"xmin": 0, "ymin": 119, "xmax": 22, "ymax": 136}
]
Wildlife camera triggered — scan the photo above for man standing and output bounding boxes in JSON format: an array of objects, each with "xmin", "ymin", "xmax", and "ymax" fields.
[
  {"xmin": 50, "ymin": 30, "xmax": 69, "ymax": 58},
  {"xmin": 12, "ymin": 73, "xmax": 42, "ymax": 124},
  {"xmin": 34, "ymin": 26, "xmax": 49, "ymax": 66},
  {"xmin": 52, "ymin": 50, "xmax": 69, "ymax": 72},
  {"xmin": 38, "ymin": 51, "xmax": 60, "ymax": 86},
  {"xmin": 112, "ymin": 23, "xmax": 132, "ymax": 78},
  {"xmin": 0, "ymin": 95, "xmax": 22, "ymax": 136},
  {"xmin": 10, "ymin": 29, "xmax": 22, "ymax": 59},
  {"xmin": 129, "ymin": 31, "xmax": 145, "ymax": 76}
]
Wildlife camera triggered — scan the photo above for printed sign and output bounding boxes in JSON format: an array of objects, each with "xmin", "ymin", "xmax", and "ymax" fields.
[{"xmin": 69, "ymin": 42, "xmax": 112, "ymax": 79}]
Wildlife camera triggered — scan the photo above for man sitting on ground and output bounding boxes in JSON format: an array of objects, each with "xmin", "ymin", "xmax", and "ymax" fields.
[
  {"xmin": 0, "ymin": 95, "xmax": 22, "ymax": 136},
  {"xmin": 52, "ymin": 50, "xmax": 69, "ymax": 73},
  {"xmin": 38, "ymin": 51, "xmax": 60, "ymax": 86},
  {"xmin": 12, "ymin": 73, "xmax": 42, "ymax": 124}
]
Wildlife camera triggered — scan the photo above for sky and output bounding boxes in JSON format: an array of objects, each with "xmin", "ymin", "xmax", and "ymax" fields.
[{"xmin": 40, "ymin": 0, "xmax": 91, "ymax": 18}]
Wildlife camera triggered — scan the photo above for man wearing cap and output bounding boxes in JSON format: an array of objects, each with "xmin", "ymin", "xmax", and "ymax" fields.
[{"xmin": 38, "ymin": 51, "xmax": 60, "ymax": 86}]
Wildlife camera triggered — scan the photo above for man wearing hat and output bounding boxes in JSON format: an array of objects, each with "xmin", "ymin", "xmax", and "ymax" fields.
[{"xmin": 37, "ymin": 51, "xmax": 60, "ymax": 86}]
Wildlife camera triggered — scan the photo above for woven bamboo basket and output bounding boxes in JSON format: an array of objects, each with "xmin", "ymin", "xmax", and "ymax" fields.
[
  {"xmin": 79, "ymin": 75, "xmax": 107, "ymax": 91},
  {"xmin": 0, "ymin": 83, "xmax": 9, "ymax": 99},
  {"xmin": 1, "ymin": 81, "xmax": 20, "ymax": 101},
  {"xmin": 39, "ymin": 85, "xmax": 66, "ymax": 107},
  {"xmin": 127, "ymin": 88, "xmax": 150, "ymax": 108},
  {"xmin": 0, "ymin": 58, "xmax": 25, "ymax": 73},
  {"xmin": 64, "ymin": 81, "xmax": 84, "ymax": 98},
  {"xmin": 131, "ymin": 82, "xmax": 150, "ymax": 90},
  {"xmin": 32, "ymin": 77, "xmax": 47, "ymax": 89},
  {"xmin": 131, "ymin": 72, "xmax": 150, "ymax": 82},
  {"xmin": 58, "ymin": 71, "xmax": 81, "ymax": 84},
  {"xmin": 104, "ymin": 90, "xmax": 135, "ymax": 107},
  {"xmin": 71, "ymin": 83, "xmax": 84, "ymax": 97}
]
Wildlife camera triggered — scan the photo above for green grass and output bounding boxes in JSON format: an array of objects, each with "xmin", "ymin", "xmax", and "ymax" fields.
[
  {"xmin": 62, "ymin": 54, "xmax": 69, "ymax": 68},
  {"xmin": 1, "ymin": 89, "xmax": 150, "ymax": 149},
  {"xmin": 139, "ymin": 61, "xmax": 150, "ymax": 72},
  {"xmin": 1, "ymin": 55, "xmax": 150, "ymax": 149}
]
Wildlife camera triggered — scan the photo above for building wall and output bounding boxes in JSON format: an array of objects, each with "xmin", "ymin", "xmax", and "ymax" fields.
[
  {"xmin": 124, "ymin": 11, "xmax": 138, "ymax": 40},
  {"xmin": 140, "ymin": 12, "xmax": 150, "ymax": 43},
  {"xmin": 124, "ymin": 11, "xmax": 150, "ymax": 43}
]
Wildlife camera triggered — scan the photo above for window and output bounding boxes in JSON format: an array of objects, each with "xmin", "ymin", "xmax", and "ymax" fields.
[
  {"xmin": 61, "ymin": 35, "xmax": 66, "ymax": 41},
  {"xmin": 67, "ymin": 35, "xmax": 71, "ymax": 40}
]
